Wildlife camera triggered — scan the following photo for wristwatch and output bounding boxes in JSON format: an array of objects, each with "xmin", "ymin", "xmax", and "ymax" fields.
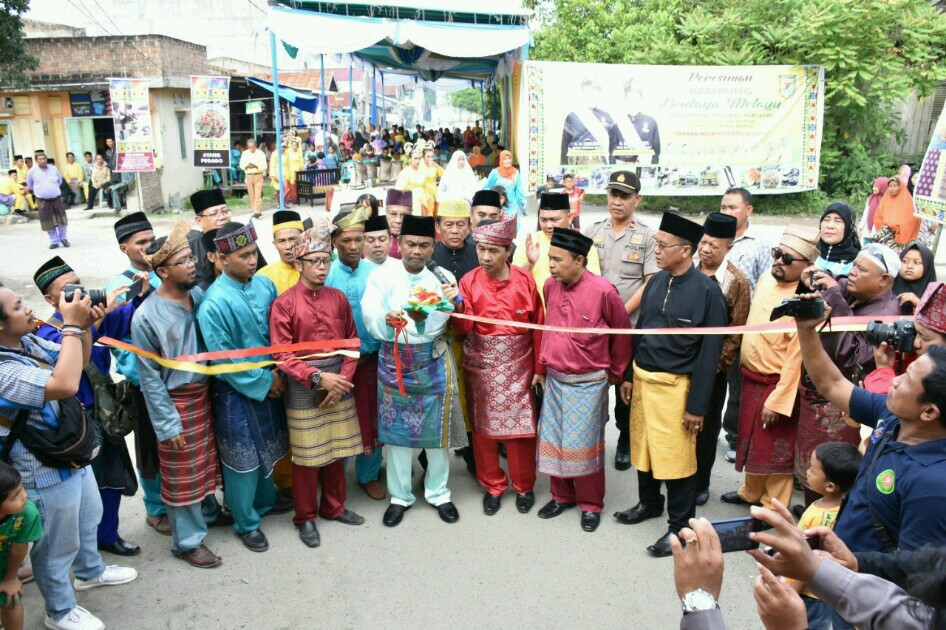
[
  {"xmin": 681, "ymin": 589, "xmax": 718, "ymax": 614},
  {"xmin": 309, "ymin": 369, "xmax": 322, "ymax": 389}
]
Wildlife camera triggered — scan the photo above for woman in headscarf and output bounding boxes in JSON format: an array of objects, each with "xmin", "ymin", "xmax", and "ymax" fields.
[
  {"xmin": 422, "ymin": 146, "xmax": 444, "ymax": 215},
  {"xmin": 899, "ymin": 163, "xmax": 913, "ymax": 194},
  {"xmin": 483, "ymin": 150, "xmax": 526, "ymax": 217},
  {"xmin": 858, "ymin": 177, "xmax": 888, "ymax": 244},
  {"xmin": 394, "ymin": 142, "xmax": 431, "ymax": 215},
  {"xmin": 893, "ymin": 241, "xmax": 937, "ymax": 314},
  {"xmin": 468, "ymin": 145, "xmax": 486, "ymax": 169},
  {"xmin": 873, "ymin": 174, "xmax": 921, "ymax": 249},
  {"xmin": 814, "ymin": 202, "xmax": 861, "ymax": 277},
  {"xmin": 436, "ymin": 150, "xmax": 479, "ymax": 204},
  {"xmin": 340, "ymin": 129, "xmax": 354, "ymax": 152}
]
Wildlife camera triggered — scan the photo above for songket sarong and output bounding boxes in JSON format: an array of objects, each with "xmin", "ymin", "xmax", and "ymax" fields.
[
  {"xmin": 630, "ymin": 362, "xmax": 695, "ymax": 480},
  {"xmin": 536, "ymin": 369, "xmax": 608, "ymax": 478},
  {"xmin": 285, "ymin": 356, "xmax": 363, "ymax": 467},
  {"xmin": 352, "ymin": 354, "xmax": 380, "ymax": 452},
  {"xmin": 160, "ymin": 383, "xmax": 223, "ymax": 506},
  {"xmin": 463, "ymin": 332, "xmax": 536, "ymax": 438},
  {"xmin": 377, "ymin": 339, "xmax": 465, "ymax": 449},
  {"xmin": 211, "ymin": 379, "xmax": 288, "ymax": 476},
  {"xmin": 795, "ymin": 380, "xmax": 861, "ymax": 485},
  {"xmin": 37, "ymin": 196, "xmax": 67, "ymax": 231},
  {"xmin": 735, "ymin": 368, "xmax": 797, "ymax": 476}
]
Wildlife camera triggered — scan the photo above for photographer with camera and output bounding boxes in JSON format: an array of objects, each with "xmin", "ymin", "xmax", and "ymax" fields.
[
  {"xmin": 33, "ymin": 257, "xmax": 150, "ymax": 562},
  {"xmin": 795, "ymin": 243, "xmax": 901, "ymax": 506},
  {"xmin": 0, "ymin": 281, "xmax": 138, "ymax": 629}
]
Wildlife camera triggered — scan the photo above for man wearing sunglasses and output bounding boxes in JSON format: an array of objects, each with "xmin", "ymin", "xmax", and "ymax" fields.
[{"xmin": 721, "ymin": 225, "xmax": 819, "ymax": 511}]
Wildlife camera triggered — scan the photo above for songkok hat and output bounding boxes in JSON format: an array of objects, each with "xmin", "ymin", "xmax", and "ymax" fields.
[
  {"xmin": 190, "ymin": 188, "xmax": 227, "ymax": 214},
  {"xmin": 272, "ymin": 210, "xmax": 304, "ymax": 234},
  {"xmin": 780, "ymin": 225, "xmax": 820, "ymax": 262},
  {"xmin": 400, "ymin": 215, "xmax": 435, "ymax": 239},
  {"xmin": 703, "ymin": 212, "xmax": 737, "ymax": 240},
  {"xmin": 915, "ymin": 282, "xmax": 946, "ymax": 335},
  {"xmin": 201, "ymin": 228, "xmax": 219, "ymax": 254},
  {"xmin": 34, "ymin": 256, "xmax": 73, "ymax": 294},
  {"xmin": 472, "ymin": 189, "xmax": 501, "ymax": 208},
  {"xmin": 472, "ymin": 217, "xmax": 517, "ymax": 247},
  {"xmin": 858, "ymin": 243, "xmax": 901, "ymax": 278},
  {"xmin": 364, "ymin": 215, "xmax": 389, "ymax": 233},
  {"xmin": 145, "ymin": 219, "xmax": 191, "ymax": 267},
  {"xmin": 13, "ymin": 155, "xmax": 22, "ymax": 160},
  {"xmin": 385, "ymin": 188, "xmax": 412, "ymax": 208},
  {"xmin": 659, "ymin": 212, "xmax": 704, "ymax": 246},
  {"xmin": 214, "ymin": 221, "xmax": 259, "ymax": 255},
  {"xmin": 332, "ymin": 205, "xmax": 369, "ymax": 233},
  {"xmin": 606, "ymin": 170, "xmax": 641, "ymax": 194},
  {"xmin": 550, "ymin": 226, "xmax": 593, "ymax": 258},
  {"xmin": 438, "ymin": 199, "xmax": 471, "ymax": 219},
  {"xmin": 293, "ymin": 217, "xmax": 333, "ymax": 258},
  {"xmin": 539, "ymin": 193, "xmax": 570, "ymax": 212},
  {"xmin": 114, "ymin": 211, "xmax": 152, "ymax": 243}
]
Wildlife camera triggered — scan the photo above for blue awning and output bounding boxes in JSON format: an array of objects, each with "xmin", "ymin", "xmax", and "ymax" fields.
[{"xmin": 247, "ymin": 77, "xmax": 321, "ymax": 114}]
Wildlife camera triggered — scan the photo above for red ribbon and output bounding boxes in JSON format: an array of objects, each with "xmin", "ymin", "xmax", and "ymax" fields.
[{"xmin": 390, "ymin": 318, "xmax": 409, "ymax": 396}]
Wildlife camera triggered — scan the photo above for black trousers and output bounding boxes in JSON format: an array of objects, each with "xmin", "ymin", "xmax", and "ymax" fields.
[
  {"xmin": 638, "ymin": 469, "xmax": 698, "ymax": 533},
  {"xmin": 696, "ymin": 371, "xmax": 729, "ymax": 492},
  {"xmin": 722, "ymin": 359, "xmax": 743, "ymax": 448},
  {"xmin": 613, "ymin": 383, "xmax": 630, "ymax": 447}
]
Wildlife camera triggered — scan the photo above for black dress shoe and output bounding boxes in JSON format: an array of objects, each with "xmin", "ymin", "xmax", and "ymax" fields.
[
  {"xmin": 483, "ymin": 493, "xmax": 502, "ymax": 516},
  {"xmin": 581, "ymin": 511, "xmax": 601, "ymax": 532},
  {"xmin": 383, "ymin": 504, "xmax": 409, "ymax": 527},
  {"xmin": 268, "ymin": 493, "xmax": 294, "ymax": 515},
  {"xmin": 614, "ymin": 503, "xmax": 663, "ymax": 525},
  {"xmin": 498, "ymin": 442, "xmax": 507, "ymax": 458},
  {"xmin": 297, "ymin": 520, "xmax": 320, "ymax": 548},
  {"xmin": 537, "ymin": 500, "xmax": 577, "ymax": 519},
  {"xmin": 720, "ymin": 491, "xmax": 757, "ymax": 506},
  {"xmin": 435, "ymin": 501, "xmax": 460, "ymax": 523},
  {"xmin": 614, "ymin": 444, "xmax": 631, "ymax": 471},
  {"xmin": 515, "ymin": 492, "xmax": 535, "ymax": 514},
  {"xmin": 331, "ymin": 509, "xmax": 365, "ymax": 526},
  {"xmin": 647, "ymin": 531, "xmax": 675, "ymax": 557},
  {"xmin": 97, "ymin": 538, "xmax": 141, "ymax": 556},
  {"xmin": 238, "ymin": 529, "xmax": 269, "ymax": 552},
  {"xmin": 208, "ymin": 510, "xmax": 235, "ymax": 527},
  {"xmin": 62, "ymin": 240, "xmax": 70, "ymax": 248},
  {"xmin": 695, "ymin": 489, "xmax": 710, "ymax": 506}
]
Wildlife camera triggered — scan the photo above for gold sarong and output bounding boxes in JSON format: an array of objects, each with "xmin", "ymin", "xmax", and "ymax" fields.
[{"xmin": 630, "ymin": 362, "xmax": 696, "ymax": 480}]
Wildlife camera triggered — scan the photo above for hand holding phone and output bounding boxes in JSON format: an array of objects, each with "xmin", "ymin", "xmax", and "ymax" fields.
[
  {"xmin": 710, "ymin": 516, "xmax": 765, "ymax": 553},
  {"xmin": 124, "ymin": 277, "xmax": 144, "ymax": 301}
]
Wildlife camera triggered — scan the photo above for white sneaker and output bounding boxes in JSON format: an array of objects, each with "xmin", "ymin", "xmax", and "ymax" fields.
[
  {"xmin": 45, "ymin": 605, "xmax": 105, "ymax": 630},
  {"xmin": 725, "ymin": 449, "xmax": 737, "ymax": 463},
  {"xmin": 73, "ymin": 565, "xmax": 138, "ymax": 591}
]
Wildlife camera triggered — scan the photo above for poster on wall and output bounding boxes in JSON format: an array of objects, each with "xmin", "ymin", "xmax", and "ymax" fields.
[
  {"xmin": 519, "ymin": 62, "xmax": 825, "ymax": 195},
  {"xmin": 108, "ymin": 78, "xmax": 155, "ymax": 172},
  {"xmin": 914, "ymin": 107, "xmax": 946, "ymax": 225},
  {"xmin": 191, "ymin": 76, "xmax": 231, "ymax": 168}
]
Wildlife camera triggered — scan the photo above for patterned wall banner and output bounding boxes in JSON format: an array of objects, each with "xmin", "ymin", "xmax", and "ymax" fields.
[
  {"xmin": 518, "ymin": 62, "xmax": 824, "ymax": 196},
  {"xmin": 914, "ymin": 107, "xmax": 946, "ymax": 225},
  {"xmin": 108, "ymin": 78, "xmax": 155, "ymax": 172},
  {"xmin": 191, "ymin": 76, "xmax": 231, "ymax": 168}
]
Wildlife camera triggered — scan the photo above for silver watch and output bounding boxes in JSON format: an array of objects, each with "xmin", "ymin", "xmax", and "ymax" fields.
[
  {"xmin": 310, "ymin": 370, "xmax": 321, "ymax": 388},
  {"xmin": 681, "ymin": 589, "xmax": 718, "ymax": 614}
]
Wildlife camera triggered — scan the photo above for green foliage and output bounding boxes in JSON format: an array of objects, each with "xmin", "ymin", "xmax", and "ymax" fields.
[
  {"xmin": 0, "ymin": 0, "xmax": 38, "ymax": 88},
  {"xmin": 449, "ymin": 86, "xmax": 499, "ymax": 118},
  {"xmin": 528, "ymin": 0, "xmax": 946, "ymax": 197}
]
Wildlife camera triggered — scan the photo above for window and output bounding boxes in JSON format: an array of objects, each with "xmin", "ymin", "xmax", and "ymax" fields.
[{"xmin": 177, "ymin": 114, "xmax": 186, "ymax": 159}]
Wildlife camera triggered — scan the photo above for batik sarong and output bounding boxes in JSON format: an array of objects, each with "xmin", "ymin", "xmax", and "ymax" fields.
[
  {"xmin": 161, "ymin": 383, "xmax": 222, "ymax": 506},
  {"xmin": 211, "ymin": 379, "xmax": 288, "ymax": 476},
  {"xmin": 630, "ymin": 362, "xmax": 695, "ymax": 480},
  {"xmin": 285, "ymin": 356, "xmax": 363, "ymax": 467},
  {"xmin": 463, "ymin": 332, "xmax": 536, "ymax": 438},
  {"xmin": 736, "ymin": 368, "xmax": 797, "ymax": 476},
  {"xmin": 795, "ymin": 380, "xmax": 861, "ymax": 486},
  {"xmin": 377, "ymin": 339, "xmax": 465, "ymax": 449},
  {"xmin": 37, "ymin": 196, "xmax": 67, "ymax": 231},
  {"xmin": 536, "ymin": 368, "xmax": 608, "ymax": 478}
]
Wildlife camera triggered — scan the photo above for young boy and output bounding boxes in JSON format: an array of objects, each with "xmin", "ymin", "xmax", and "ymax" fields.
[
  {"xmin": 562, "ymin": 173, "xmax": 584, "ymax": 229},
  {"xmin": 796, "ymin": 442, "xmax": 862, "ymax": 629},
  {"xmin": 0, "ymin": 463, "xmax": 43, "ymax": 630}
]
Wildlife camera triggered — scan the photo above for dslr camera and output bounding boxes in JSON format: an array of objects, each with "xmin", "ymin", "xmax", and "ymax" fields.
[
  {"xmin": 62, "ymin": 284, "xmax": 107, "ymax": 308},
  {"xmin": 770, "ymin": 297, "xmax": 824, "ymax": 321},
  {"xmin": 866, "ymin": 319, "xmax": 916, "ymax": 353}
]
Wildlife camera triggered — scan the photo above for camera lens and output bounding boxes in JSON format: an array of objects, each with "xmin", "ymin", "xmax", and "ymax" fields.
[{"xmin": 87, "ymin": 288, "xmax": 108, "ymax": 308}]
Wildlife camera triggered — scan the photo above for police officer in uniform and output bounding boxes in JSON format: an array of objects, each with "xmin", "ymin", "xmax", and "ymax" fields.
[{"xmin": 583, "ymin": 170, "xmax": 657, "ymax": 470}]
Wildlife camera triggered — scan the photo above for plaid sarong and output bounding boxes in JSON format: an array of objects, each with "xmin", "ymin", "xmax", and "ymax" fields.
[
  {"xmin": 162, "ymin": 383, "xmax": 222, "ymax": 506},
  {"xmin": 284, "ymin": 356, "xmax": 363, "ymax": 467},
  {"xmin": 536, "ymin": 369, "xmax": 608, "ymax": 478}
]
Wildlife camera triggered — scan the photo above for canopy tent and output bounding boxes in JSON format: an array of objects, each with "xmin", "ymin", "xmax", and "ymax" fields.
[
  {"xmin": 246, "ymin": 77, "xmax": 320, "ymax": 115},
  {"xmin": 263, "ymin": 0, "xmax": 531, "ymax": 210}
]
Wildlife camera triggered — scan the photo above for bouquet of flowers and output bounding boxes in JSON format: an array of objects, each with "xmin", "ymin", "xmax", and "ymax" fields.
[{"xmin": 402, "ymin": 287, "xmax": 455, "ymax": 315}]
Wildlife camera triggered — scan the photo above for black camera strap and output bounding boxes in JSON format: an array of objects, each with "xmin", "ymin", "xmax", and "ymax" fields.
[{"xmin": 862, "ymin": 427, "xmax": 902, "ymax": 552}]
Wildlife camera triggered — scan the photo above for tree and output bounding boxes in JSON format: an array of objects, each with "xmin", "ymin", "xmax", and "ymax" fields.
[
  {"xmin": 527, "ymin": 0, "xmax": 946, "ymax": 196},
  {"xmin": 449, "ymin": 87, "xmax": 498, "ymax": 120},
  {"xmin": 0, "ymin": 0, "xmax": 39, "ymax": 88}
]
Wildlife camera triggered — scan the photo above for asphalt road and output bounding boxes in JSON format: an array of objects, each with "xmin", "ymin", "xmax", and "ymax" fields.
[{"xmin": 0, "ymin": 200, "xmax": 930, "ymax": 629}]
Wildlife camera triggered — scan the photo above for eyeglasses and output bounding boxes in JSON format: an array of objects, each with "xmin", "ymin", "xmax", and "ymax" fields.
[
  {"xmin": 165, "ymin": 255, "xmax": 197, "ymax": 268},
  {"xmin": 771, "ymin": 248, "xmax": 807, "ymax": 265},
  {"xmin": 654, "ymin": 240, "xmax": 689, "ymax": 251},
  {"xmin": 298, "ymin": 257, "xmax": 330, "ymax": 268},
  {"xmin": 200, "ymin": 208, "xmax": 231, "ymax": 219}
]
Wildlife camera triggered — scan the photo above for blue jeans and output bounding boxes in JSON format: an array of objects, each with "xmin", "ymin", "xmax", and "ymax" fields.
[
  {"xmin": 110, "ymin": 183, "xmax": 128, "ymax": 209},
  {"xmin": 803, "ymin": 594, "xmax": 854, "ymax": 629},
  {"xmin": 27, "ymin": 467, "xmax": 106, "ymax": 620}
]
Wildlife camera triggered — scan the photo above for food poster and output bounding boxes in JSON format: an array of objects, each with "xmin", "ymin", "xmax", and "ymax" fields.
[{"xmin": 191, "ymin": 76, "xmax": 231, "ymax": 168}]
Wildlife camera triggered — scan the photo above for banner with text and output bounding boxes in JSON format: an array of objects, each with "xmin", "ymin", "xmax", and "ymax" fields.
[
  {"xmin": 191, "ymin": 76, "xmax": 231, "ymax": 168},
  {"xmin": 520, "ymin": 62, "xmax": 824, "ymax": 195},
  {"xmin": 108, "ymin": 78, "xmax": 154, "ymax": 172},
  {"xmin": 914, "ymin": 106, "xmax": 946, "ymax": 225}
]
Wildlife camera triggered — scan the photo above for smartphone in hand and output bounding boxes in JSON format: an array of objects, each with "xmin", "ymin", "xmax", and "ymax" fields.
[
  {"xmin": 710, "ymin": 516, "xmax": 765, "ymax": 553},
  {"xmin": 124, "ymin": 277, "xmax": 144, "ymax": 301}
]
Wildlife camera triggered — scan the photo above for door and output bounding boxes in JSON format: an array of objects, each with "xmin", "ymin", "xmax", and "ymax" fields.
[{"xmin": 65, "ymin": 118, "xmax": 96, "ymax": 158}]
